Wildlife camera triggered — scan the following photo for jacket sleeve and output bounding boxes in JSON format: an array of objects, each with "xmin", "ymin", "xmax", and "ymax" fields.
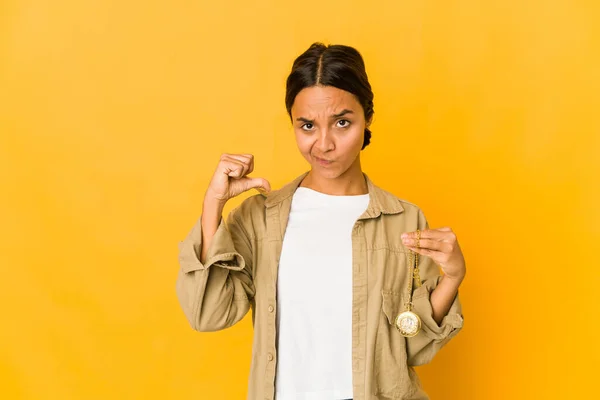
[
  {"xmin": 175, "ymin": 206, "xmax": 255, "ymax": 332},
  {"xmin": 406, "ymin": 209, "xmax": 464, "ymax": 366}
]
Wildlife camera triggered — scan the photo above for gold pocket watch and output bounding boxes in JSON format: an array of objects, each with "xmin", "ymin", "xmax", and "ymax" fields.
[{"xmin": 395, "ymin": 230, "xmax": 423, "ymax": 337}]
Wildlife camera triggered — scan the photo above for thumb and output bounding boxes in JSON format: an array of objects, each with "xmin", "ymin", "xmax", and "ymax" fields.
[
  {"xmin": 242, "ymin": 177, "xmax": 271, "ymax": 193},
  {"xmin": 237, "ymin": 176, "xmax": 271, "ymax": 193}
]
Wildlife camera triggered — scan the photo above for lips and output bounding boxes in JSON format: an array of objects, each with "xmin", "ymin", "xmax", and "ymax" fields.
[
  {"xmin": 313, "ymin": 154, "xmax": 332, "ymax": 161},
  {"xmin": 314, "ymin": 156, "xmax": 333, "ymax": 166}
]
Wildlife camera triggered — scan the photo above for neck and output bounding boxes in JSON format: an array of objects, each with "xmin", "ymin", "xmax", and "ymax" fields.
[{"xmin": 300, "ymin": 158, "xmax": 368, "ymax": 195}]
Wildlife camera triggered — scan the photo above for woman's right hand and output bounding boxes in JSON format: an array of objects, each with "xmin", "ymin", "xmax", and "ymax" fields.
[{"xmin": 205, "ymin": 153, "xmax": 271, "ymax": 204}]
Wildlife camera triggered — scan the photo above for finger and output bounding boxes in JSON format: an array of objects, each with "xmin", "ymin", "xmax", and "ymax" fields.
[
  {"xmin": 405, "ymin": 245, "xmax": 443, "ymax": 258},
  {"xmin": 404, "ymin": 228, "xmax": 455, "ymax": 242},
  {"xmin": 220, "ymin": 159, "xmax": 247, "ymax": 178},
  {"xmin": 401, "ymin": 228, "xmax": 444, "ymax": 240},
  {"xmin": 435, "ymin": 227, "xmax": 456, "ymax": 242},
  {"xmin": 441, "ymin": 229, "xmax": 457, "ymax": 243},
  {"xmin": 220, "ymin": 154, "xmax": 252, "ymax": 177},
  {"xmin": 225, "ymin": 154, "xmax": 254, "ymax": 175},
  {"xmin": 221, "ymin": 156, "xmax": 251, "ymax": 178},
  {"xmin": 403, "ymin": 238, "xmax": 450, "ymax": 252},
  {"xmin": 242, "ymin": 154, "xmax": 255, "ymax": 175}
]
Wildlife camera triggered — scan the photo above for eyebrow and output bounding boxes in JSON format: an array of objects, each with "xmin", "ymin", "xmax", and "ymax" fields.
[{"xmin": 295, "ymin": 109, "xmax": 354, "ymax": 123}]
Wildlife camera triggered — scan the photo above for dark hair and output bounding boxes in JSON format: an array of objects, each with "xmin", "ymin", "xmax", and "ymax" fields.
[{"xmin": 285, "ymin": 42, "xmax": 374, "ymax": 149}]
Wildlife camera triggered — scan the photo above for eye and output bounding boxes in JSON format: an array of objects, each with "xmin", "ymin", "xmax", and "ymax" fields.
[
  {"xmin": 301, "ymin": 123, "xmax": 314, "ymax": 131},
  {"xmin": 336, "ymin": 119, "xmax": 351, "ymax": 128}
]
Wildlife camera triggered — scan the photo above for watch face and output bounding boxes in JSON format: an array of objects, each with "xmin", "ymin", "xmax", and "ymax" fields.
[{"xmin": 395, "ymin": 311, "xmax": 422, "ymax": 337}]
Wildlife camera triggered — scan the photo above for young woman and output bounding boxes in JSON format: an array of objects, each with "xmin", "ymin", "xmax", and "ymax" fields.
[{"xmin": 176, "ymin": 42, "xmax": 466, "ymax": 400}]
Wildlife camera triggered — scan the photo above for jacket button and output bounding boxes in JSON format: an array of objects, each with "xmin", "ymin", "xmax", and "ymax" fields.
[
  {"xmin": 267, "ymin": 353, "xmax": 274, "ymax": 361},
  {"xmin": 268, "ymin": 305, "xmax": 274, "ymax": 313}
]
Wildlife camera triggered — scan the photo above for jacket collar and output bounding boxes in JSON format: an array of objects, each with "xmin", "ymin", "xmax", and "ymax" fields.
[{"xmin": 264, "ymin": 171, "xmax": 404, "ymax": 218}]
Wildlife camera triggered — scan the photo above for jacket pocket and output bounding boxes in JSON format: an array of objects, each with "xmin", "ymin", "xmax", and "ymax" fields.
[{"xmin": 373, "ymin": 290, "xmax": 409, "ymax": 398}]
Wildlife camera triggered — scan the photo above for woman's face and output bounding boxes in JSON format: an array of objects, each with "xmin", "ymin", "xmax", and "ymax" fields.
[{"xmin": 291, "ymin": 85, "xmax": 369, "ymax": 180}]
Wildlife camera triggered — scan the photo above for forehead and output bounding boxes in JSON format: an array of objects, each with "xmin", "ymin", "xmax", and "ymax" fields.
[{"xmin": 291, "ymin": 85, "xmax": 361, "ymax": 116}]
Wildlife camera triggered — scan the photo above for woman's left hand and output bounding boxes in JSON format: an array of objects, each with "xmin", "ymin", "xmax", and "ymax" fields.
[{"xmin": 401, "ymin": 227, "xmax": 466, "ymax": 281}]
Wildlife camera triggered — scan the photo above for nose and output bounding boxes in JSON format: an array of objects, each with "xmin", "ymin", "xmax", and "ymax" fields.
[{"xmin": 315, "ymin": 128, "xmax": 335, "ymax": 153}]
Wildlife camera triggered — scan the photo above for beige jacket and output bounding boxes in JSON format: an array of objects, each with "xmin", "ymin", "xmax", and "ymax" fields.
[{"xmin": 176, "ymin": 171, "xmax": 464, "ymax": 400}]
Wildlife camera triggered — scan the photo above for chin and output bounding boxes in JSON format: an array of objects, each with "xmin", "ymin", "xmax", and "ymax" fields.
[{"xmin": 311, "ymin": 164, "xmax": 346, "ymax": 179}]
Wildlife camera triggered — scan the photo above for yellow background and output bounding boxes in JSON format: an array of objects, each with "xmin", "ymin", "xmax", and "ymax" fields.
[{"xmin": 1, "ymin": 1, "xmax": 598, "ymax": 399}]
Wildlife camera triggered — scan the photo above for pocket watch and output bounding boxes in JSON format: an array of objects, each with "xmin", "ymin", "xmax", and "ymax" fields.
[{"xmin": 395, "ymin": 230, "xmax": 423, "ymax": 337}]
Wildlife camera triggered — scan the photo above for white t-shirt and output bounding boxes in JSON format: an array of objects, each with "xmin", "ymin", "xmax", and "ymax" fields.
[{"xmin": 275, "ymin": 186, "xmax": 370, "ymax": 400}]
